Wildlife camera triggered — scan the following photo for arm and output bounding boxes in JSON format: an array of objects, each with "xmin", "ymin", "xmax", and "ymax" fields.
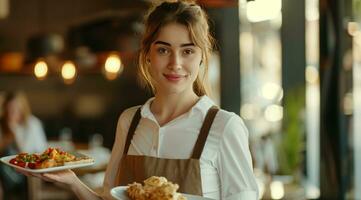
[
  {"xmin": 18, "ymin": 107, "xmax": 138, "ymax": 200},
  {"xmin": 216, "ymin": 115, "xmax": 259, "ymax": 200},
  {"xmin": 43, "ymin": 170, "xmax": 102, "ymax": 200},
  {"xmin": 101, "ymin": 106, "xmax": 139, "ymax": 199},
  {"xmin": 19, "ymin": 169, "xmax": 101, "ymax": 200}
]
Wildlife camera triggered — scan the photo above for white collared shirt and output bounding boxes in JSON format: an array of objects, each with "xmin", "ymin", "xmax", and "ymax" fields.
[
  {"xmin": 0, "ymin": 115, "xmax": 47, "ymax": 153},
  {"xmin": 102, "ymin": 96, "xmax": 259, "ymax": 200}
]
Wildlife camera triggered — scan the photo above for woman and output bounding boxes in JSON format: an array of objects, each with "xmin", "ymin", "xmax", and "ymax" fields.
[
  {"xmin": 24, "ymin": 1, "xmax": 259, "ymax": 199},
  {"xmin": 0, "ymin": 92, "xmax": 48, "ymax": 198},
  {"xmin": 0, "ymin": 92, "xmax": 47, "ymax": 153}
]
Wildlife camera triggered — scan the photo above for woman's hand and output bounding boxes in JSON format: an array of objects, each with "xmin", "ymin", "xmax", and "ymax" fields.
[
  {"xmin": 17, "ymin": 169, "xmax": 101, "ymax": 200},
  {"xmin": 17, "ymin": 169, "xmax": 78, "ymax": 186}
]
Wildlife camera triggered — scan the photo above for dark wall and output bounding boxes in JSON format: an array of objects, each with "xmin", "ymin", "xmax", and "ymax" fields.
[{"xmin": 0, "ymin": 67, "xmax": 149, "ymax": 148}]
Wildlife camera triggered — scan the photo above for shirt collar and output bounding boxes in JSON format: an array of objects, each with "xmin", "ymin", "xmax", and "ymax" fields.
[
  {"xmin": 189, "ymin": 95, "xmax": 216, "ymax": 117},
  {"xmin": 140, "ymin": 95, "xmax": 216, "ymax": 122},
  {"xmin": 140, "ymin": 97, "xmax": 157, "ymax": 122}
]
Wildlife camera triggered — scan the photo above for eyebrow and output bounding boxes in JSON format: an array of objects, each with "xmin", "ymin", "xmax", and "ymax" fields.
[{"xmin": 154, "ymin": 41, "xmax": 195, "ymax": 47}]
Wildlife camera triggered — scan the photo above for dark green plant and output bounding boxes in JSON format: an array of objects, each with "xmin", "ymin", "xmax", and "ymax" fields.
[{"xmin": 277, "ymin": 87, "xmax": 305, "ymax": 181}]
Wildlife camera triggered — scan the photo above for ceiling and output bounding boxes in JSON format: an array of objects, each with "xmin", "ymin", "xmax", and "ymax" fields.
[
  {"xmin": 0, "ymin": 0, "xmax": 237, "ymax": 52},
  {"xmin": 0, "ymin": 0, "xmax": 141, "ymax": 52},
  {"xmin": 0, "ymin": 0, "xmax": 238, "ymax": 76}
]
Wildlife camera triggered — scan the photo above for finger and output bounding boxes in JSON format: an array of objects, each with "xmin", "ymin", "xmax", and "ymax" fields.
[
  {"xmin": 28, "ymin": 173, "xmax": 53, "ymax": 182},
  {"xmin": 42, "ymin": 173, "xmax": 60, "ymax": 182},
  {"xmin": 38, "ymin": 173, "xmax": 56, "ymax": 182}
]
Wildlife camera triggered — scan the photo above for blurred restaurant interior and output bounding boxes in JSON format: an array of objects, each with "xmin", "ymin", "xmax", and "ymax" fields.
[{"xmin": 0, "ymin": 0, "xmax": 361, "ymax": 199}]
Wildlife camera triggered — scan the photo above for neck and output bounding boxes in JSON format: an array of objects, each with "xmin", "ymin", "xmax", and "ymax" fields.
[{"xmin": 151, "ymin": 92, "xmax": 200, "ymax": 126}]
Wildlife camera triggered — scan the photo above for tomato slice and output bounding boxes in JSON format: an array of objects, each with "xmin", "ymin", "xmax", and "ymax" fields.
[
  {"xmin": 27, "ymin": 162, "xmax": 36, "ymax": 169},
  {"xmin": 9, "ymin": 158, "xmax": 26, "ymax": 168},
  {"xmin": 9, "ymin": 158, "xmax": 17, "ymax": 165}
]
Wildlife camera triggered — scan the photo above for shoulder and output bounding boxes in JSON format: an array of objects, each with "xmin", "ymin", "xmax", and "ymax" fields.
[
  {"xmin": 215, "ymin": 109, "xmax": 246, "ymax": 129},
  {"xmin": 28, "ymin": 115, "xmax": 40, "ymax": 122},
  {"xmin": 116, "ymin": 105, "xmax": 142, "ymax": 130},
  {"xmin": 214, "ymin": 109, "xmax": 238, "ymax": 122},
  {"xmin": 119, "ymin": 105, "xmax": 141, "ymax": 120},
  {"xmin": 119, "ymin": 105, "xmax": 142, "ymax": 120},
  {"xmin": 26, "ymin": 115, "xmax": 43, "ymax": 127},
  {"xmin": 203, "ymin": 109, "xmax": 249, "ymax": 160},
  {"xmin": 212, "ymin": 109, "xmax": 249, "ymax": 140}
]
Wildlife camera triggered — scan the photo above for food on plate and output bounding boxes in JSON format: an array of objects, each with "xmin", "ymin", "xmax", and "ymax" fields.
[
  {"xmin": 127, "ymin": 176, "xmax": 187, "ymax": 200},
  {"xmin": 8, "ymin": 148, "xmax": 93, "ymax": 169}
]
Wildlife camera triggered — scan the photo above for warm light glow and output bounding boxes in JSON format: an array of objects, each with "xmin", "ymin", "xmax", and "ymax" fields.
[
  {"xmin": 306, "ymin": 65, "xmax": 319, "ymax": 84},
  {"xmin": 261, "ymin": 82, "xmax": 282, "ymax": 100},
  {"xmin": 0, "ymin": 0, "xmax": 9, "ymax": 19},
  {"xmin": 246, "ymin": 0, "xmax": 282, "ymax": 22},
  {"xmin": 264, "ymin": 104, "xmax": 283, "ymax": 122},
  {"xmin": 105, "ymin": 54, "xmax": 123, "ymax": 73},
  {"xmin": 270, "ymin": 181, "xmax": 285, "ymax": 199},
  {"xmin": 103, "ymin": 54, "xmax": 123, "ymax": 80},
  {"xmin": 34, "ymin": 60, "xmax": 48, "ymax": 79},
  {"xmin": 241, "ymin": 103, "xmax": 259, "ymax": 120},
  {"xmin": 61, "ymin": 61, "xmax": 76, "ymax": 81},
  {"xmin": 104, "ymin": 71, "xmax": 119, "ymax": 80}
]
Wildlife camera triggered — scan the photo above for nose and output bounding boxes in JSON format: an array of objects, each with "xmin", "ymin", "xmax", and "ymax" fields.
[{"xmin": 168, "ymin": 53, "xmax": 182, "ymax": 70}]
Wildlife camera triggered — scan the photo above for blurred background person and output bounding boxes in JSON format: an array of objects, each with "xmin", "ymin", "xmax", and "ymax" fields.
[{"xmin": 0, "ymin": 91, "xmax": 48, "ymax": 199}]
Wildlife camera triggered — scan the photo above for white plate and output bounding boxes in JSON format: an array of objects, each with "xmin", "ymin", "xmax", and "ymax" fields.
[
  {"xmin": 0, "ymin": 155, "xmax": 94, "ymax": 173},
  {"xmin": 111, "ymin": 186, "xmax": 214, "ymax": 200}
]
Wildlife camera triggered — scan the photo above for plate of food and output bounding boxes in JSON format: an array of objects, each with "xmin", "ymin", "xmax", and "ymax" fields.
[
  {"xmin": 111, "ymin": 176, "xmax": 213, "ymax": 200},
  {"xmin": 0, "ymin": 147, "xmax": 94, "ymax": 173}
]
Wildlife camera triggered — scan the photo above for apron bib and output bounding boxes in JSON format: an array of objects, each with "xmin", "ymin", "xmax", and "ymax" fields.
[{"xmin": 115, "ymin": 106, "xmax": 219, "ymax": 196}]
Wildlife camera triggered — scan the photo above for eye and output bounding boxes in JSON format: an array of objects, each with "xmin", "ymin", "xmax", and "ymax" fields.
[
  {"xmin": 157, "ymin": 47, "xmax": 169, "ymax": 55},
  {"xmin": 183, "ymin": 48, "xmax": 195, "ymax": 55}
]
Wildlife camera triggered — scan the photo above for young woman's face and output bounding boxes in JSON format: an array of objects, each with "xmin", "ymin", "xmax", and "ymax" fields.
[{"xmin": 148, "ymin": 23, "xmax": 202, "ymax": 96}]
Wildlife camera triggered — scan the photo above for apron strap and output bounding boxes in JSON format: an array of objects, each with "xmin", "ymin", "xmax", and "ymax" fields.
[
  {"xmin": 123, "ymin": 107, "xmax": 142, "ymax": 155},
  {"xmin": 191, "ymin": 106, "xmax": 219, "ymax": 159}
]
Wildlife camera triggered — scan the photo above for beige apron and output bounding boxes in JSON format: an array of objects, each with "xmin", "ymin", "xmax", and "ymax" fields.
[{"xmin": 115, "ymin": 106, "xmax": 219, "ymax": 196}]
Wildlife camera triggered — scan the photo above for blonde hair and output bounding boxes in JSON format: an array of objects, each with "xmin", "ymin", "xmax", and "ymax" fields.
[
  {"xmin": 0, "ymin": 92, "xmax": 31, "ymax": 135},
  {"xmin": 138, "ymin": 0, "xmax": 214, "ymax": 96}
]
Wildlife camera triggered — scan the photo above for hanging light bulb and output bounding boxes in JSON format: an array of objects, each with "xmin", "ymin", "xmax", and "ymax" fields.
[
  {"xmin": 61, "ymin": 61, "xmax": 77, "ymax": 84},
  {"xmin": 104, "ymin": 53, "xmax": 123, "ymax": 80},
  {"xmin": 34, "ymin": 60, "xmax": 48, "ymax": 80}
]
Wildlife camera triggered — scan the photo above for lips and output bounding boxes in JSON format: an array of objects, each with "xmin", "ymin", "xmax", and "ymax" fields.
[{"xmin": 163, "ymin": 74, "xmax": 186, "ymax": 81}]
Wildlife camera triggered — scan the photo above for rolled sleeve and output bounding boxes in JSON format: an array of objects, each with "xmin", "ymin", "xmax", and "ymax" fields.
[{"xmin": 216, "ymin": 115, "xmax": 259, "ymax": 200}]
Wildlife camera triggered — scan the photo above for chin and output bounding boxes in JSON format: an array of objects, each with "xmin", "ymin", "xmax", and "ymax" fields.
[{"xmin": 162, "ymin": 86, "xmax": 188, "ymax": 95}]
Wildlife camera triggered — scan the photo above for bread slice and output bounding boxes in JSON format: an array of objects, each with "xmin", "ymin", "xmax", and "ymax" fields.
[{"xmin": 63, "ymin": 157, "xmax": 94, "ymax": 166}]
